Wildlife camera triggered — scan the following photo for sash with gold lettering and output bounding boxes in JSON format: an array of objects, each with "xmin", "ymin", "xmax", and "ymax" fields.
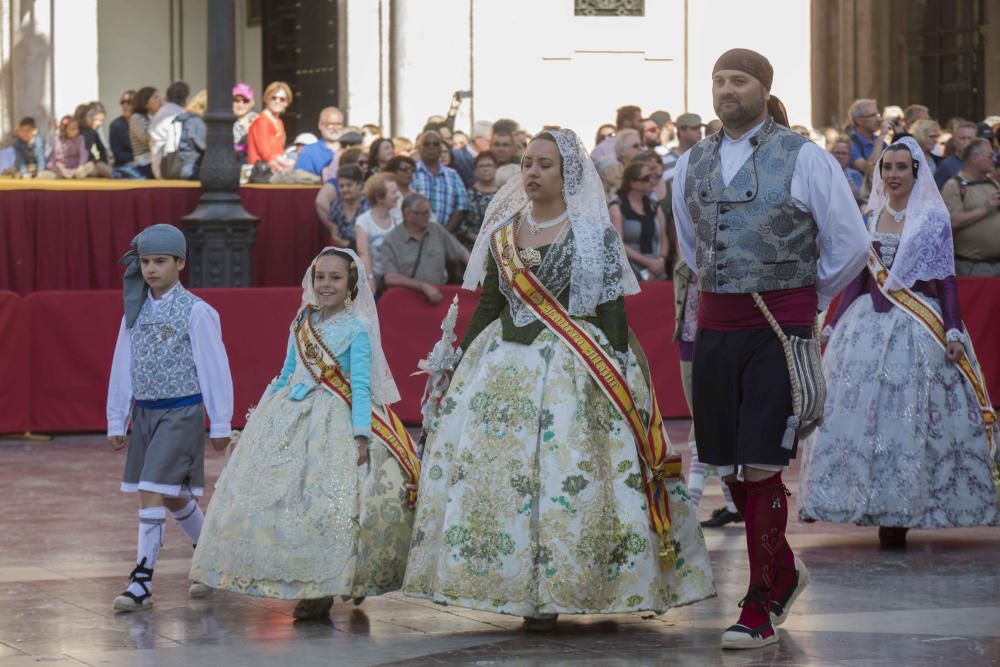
[
  {"xmin": 491, "ymin": 221, "xmax": 681, "ymax": 569},
  {"xmin": 866, "ymin": 249, "xmax": 998, "ymax": 489},
  {"xmin": 293, "ymin": 307, "xmax": 421, "ymax": 508}
]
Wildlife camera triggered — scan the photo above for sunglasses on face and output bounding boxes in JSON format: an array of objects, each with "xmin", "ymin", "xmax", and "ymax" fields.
[
  {"xmin": 270, "ymin": 95, "xmax": 288, "ymax": 102},
  {"xmin": 423, "ymin": 141, "xmax": 442, "ymax": 148},
  {"xmin": 233, "ymin": 97, "xmax": 250, "ymax": 104},
  {"xmin": 639, "ymin": 174, "xmax": 657, "ymax": 182},
  {"xmin": 395, "ymin": 164, "xmax": 414, "ymax": 172},
  {"xmin": 630, "ymin": 143, "xmax": 641, "ymax": 150},
  {"xmin": 120, "ymin": 98, "xmax": 132, "ymax": 105}
]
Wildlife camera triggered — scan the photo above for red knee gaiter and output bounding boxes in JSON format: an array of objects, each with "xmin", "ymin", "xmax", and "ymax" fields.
[{"xmin": 742, "ymin": 472, "xmax": 794, "ymax": 597}]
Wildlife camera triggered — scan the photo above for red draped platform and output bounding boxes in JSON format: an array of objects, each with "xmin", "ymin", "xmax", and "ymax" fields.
[
  {"xmin": 0, "ymin": 281, "xmax": 998, "ymax": 435},
  {"xmin": 0, "ymin": 181, "xmax": 326, "ymax": 294}
]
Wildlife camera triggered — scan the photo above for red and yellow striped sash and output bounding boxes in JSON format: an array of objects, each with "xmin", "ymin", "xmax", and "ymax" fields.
[
  {"xmin": 866, "ymin": 250, "xmax": 997, "ymax": 481},
  {"xmin": 492, "ymin": 222, "xmax": 680, "ymax": 569},
  {"xmin": 294, "ymin": 308, "xmax": 421, "ymax": 507}
]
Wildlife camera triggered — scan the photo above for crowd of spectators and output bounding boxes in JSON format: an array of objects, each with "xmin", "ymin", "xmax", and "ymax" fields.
[{"xmin": 5, "ymin": 82, "xmax": 999, "ymax": 281}]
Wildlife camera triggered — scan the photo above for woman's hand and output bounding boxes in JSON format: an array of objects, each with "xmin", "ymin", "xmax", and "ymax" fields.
[
  {"xmin": 945, "ymin": 341, "xmax": 965, "ymax": 363},
  {"xmin": 645, "ymin": 256, "xmax": 666, "ymax": 278},
  {"xmin": 356, "ymin": 437, "xmax": 369, "ymax": 466}
]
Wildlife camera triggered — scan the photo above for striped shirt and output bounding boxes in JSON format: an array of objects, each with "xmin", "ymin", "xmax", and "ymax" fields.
[{"xmin": 412, "ymin": 161, "xmax": 469, "ymax": 224}]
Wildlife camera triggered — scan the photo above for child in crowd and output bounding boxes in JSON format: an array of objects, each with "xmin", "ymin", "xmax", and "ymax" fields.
[
  {"xmin": 190, "ymin": 248, "xmax": 417, "ymax": 621},
  {"xmin": 47, "ymin": 116, "xmax": 93, "ymax": 179},
  {"xmin": 13, "ymin": 117, "xmax": 47, "ymax": 177},
  {"xmin": 106, "ymin": 224, "xmax": 233, "ymax": 612}
]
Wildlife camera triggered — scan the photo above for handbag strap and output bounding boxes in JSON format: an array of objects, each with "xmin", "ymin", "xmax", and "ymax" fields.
[{"xmin": 750, "ymin": 292, "xmax": 822, "ymax": 340}]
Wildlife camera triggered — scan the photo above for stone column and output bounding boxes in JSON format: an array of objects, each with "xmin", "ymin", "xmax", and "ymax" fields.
[{"xmin": 181, "ymin": 0, "xmax": 258, "ymax": 288}]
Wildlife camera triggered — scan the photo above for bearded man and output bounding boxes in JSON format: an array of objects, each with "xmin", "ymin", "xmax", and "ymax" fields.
[{"xmin": 672, "ymin": 49, "xmax": 869, "ymax": 650}]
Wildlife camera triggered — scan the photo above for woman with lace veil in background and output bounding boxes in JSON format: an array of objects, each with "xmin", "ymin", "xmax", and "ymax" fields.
[
  {"xmin": 402, "ymin": 128, "xmax": 714, "ymax": 630},
  {"xmin": 799, "ymin": 136, "xmax": 999, "ymax": 548},
  {"xmin": 191, "ymin": 249, "xmax": 417, "ymax": 621}
]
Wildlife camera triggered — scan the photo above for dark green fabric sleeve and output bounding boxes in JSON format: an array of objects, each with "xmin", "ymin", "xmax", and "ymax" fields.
[
  {"xmin": 460, "ymin": 251, "xmax": 506, "ymax": 351},
  {"xmin": 595, "ymin": 296, "xmax": 628, "ymax": 354}
]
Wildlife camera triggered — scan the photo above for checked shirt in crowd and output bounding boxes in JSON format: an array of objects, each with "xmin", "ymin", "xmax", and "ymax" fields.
[{"xmin": 411, "ymin": 161, "xmax": 469, "ymax": 226}]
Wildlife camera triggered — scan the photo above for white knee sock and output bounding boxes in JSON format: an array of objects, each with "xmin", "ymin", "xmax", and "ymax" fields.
[
  {"xmin": 126, "ymin": 507, "xmax": 166, "ymax": 597},
  {"xmin": 171, "ymin": 499, "xmax": 204, "ymax": 546},
  {"xmin": 687, "ymin": 460, "xmax": 708, "ymax": 507},
  {"xmin": 721, "ymin": 480, "xmax": 738, "ymax": 513}
]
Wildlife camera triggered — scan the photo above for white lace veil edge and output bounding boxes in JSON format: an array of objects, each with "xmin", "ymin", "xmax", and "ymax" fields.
[
  {"xmin": 866, "ymin": 136, "xmax": 955, "ymax": 290},
  {"xmin": 299, "ymin": 247, "xmax": 401, "ymax": 405},
  {"xmin": 462, "ymin": 128, "xmax": 639, "ymax": 315}
]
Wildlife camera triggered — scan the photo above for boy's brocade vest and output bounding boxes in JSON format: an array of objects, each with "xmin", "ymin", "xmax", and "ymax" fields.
[
  {"xmin": 128, "ymin": 285, "xmax": 202, "ymax": 401},
  {"xmin": 683, "ymin": 116, "xmax": 818, "ymax": 294}
]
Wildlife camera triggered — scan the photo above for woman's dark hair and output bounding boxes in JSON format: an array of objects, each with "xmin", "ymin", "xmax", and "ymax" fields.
[
  {"xmin": 367, "ymin": 138, "xmax": 394, "ymax": 175},
  {"xmin": 594, "ymin": 123, "xmax": 616, "ymax": 147},
  {"xmin": 473, "ymin": 150, "xmax": 497, "ymax": 168},
  {"xmin": 336, "ymin": 164, "xmax": 364, "ymax": 184},
  {"xmin": 131, "ymin": 87, "xmax": 158, "ymax": 116},
  {"xmin": 72, "ymin": 104, "xmax": 91, "ymax": 127},
  {"xmin": 312, "ymin": 249, "xmax": 359, "ymax": 300},
  {"xmin": 618, "ymin": 160, "xmax": 650, "ymax": 199},
  {"xmin": 386, "ymin": 155, "xmax": 416, "ymax": 173},
  {"xmin": 879, "ymin": 141, "xmax": 919, "ymax": 178}
]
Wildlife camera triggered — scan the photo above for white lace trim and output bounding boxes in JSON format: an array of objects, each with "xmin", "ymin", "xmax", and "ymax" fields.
[
  {"xmin": 946, "ymin": 328, "xmax": 966, "ymax": 344},
  {"xmin": 866, "ymin": 136, "xmax": 955, "ymax": 290}
]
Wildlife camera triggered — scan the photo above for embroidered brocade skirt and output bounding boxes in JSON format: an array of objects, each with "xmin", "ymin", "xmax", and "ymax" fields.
[
  {"xmin": 190, "ymin": 384, "xmax": 414, "ymax": 600},
  {"xmin": 799, "ymin": 295, "xmax": 999, "ymax": 528},
  {"xmin": 402, "ymin": 319, "xmax": 715, "ymax": 617}
]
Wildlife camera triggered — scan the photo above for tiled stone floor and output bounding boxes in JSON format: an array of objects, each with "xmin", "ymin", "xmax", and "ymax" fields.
[{"xmin": 2, "ymin": 424, "xmax": 999, "ymax": 666}]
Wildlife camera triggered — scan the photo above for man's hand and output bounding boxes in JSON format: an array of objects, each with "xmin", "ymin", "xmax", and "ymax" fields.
[
  {"xmin": 987, "ymin": 190, "xmax": 1000, "ymax": 212},
  {"xmin": 420, "ymin": 283, "xmax": 444, "ymax": 304},
  {"xmin": 108, "ymin": 435, "xmax": 127, "ymax": 451},
  {"xmin": 211, "ymin": 437, "xmax": 231, "ymax": 452},
  {"xmin": 945, "ymin": 341, "xmax": 966, "ymax": 363}
]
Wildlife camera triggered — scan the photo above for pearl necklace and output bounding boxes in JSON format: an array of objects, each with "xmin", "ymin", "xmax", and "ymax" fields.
[
  {"xmin": 527, "ymin": 210, "xmax": 569, "ymax": 234},
  {"xmin": 886, "ymin": 204, "xmax": 906, "ymax": 223}
]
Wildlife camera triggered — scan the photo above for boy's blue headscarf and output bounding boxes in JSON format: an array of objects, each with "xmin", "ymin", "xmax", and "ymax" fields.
[{"xmin": 120, "ymin": 224, "xmax": 186, "ymax": 327}]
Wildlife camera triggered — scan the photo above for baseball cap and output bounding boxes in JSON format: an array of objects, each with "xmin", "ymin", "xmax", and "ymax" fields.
[
  {"xmin": 232, "ymin": 83, "xmax": 254, "ymax": 100},
  {"xmin": 675, "ymin": 113, "xmax": 704, "ymax": 129}
]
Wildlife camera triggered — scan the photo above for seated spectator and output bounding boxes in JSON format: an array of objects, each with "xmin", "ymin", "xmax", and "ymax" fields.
[
  {"xmin": 392, "ymin": 136, "xmax": 414, "ymax": 157},
  {"xmin": 490, "ymin": 119, "xmax": 520, "ymax": 187},
  {"xmin": 161, "ymin": 90, "xmax": 207, "ymax": 180},
  {"xmin": 74, "ymin": 102, "xmax": 111, "ymax": 176},
  {"xmin": 356, "ymin": 173, "xmax": 404, "ymax": 286},
  {"xmin": 232, "ymin": 83, "xmax": 257, "ymax": 163},
  {"xmin": 127, "ymin": 86, "xmax": 161, "ymax": 178},
  {"xmin": 326, "ymin": 164, "xmax": 370, "ymax": 247},
  {"xmin": 247, "ymin": 81, "xmax": 293, "ymax": 171},
  {"xmin": 12, "ymin": 116, "xmax": 46, "ymax": 177},
  {"xmin": 594, "ymin": 155, "xmax": 623, "ymax": 202},
  {"xmin": 640, "ymin": 117, "xmax": 661, "ymax": 151},
  {"xmin": 592, "ymin": 104, "xmax": 643, "ymax": 162},
  {"xmin": 456, "ymin": 150, "xmax": 499, "ymax": 249},
  {"xmin": 452, "ymin": 131, "xmax": 469, "ymax": 150},
  {"xmin": 910, "ymin": 119, "xmax": 943, "ymax": 175},
  {"xmin": 367, "ymin": 137, "xmax": 395, "ymax": 177},
  {"xmin": 47, "ymin": 116, "xmax": 94, "ymax": 178},
  {"xmin": 150, "ymin": 80, "xmax": 190, "ymax": 178},
  {"xmin": 609, "ymin": 160, "xmax": 668, "ymax": 282},
  {"xmin": 294, "ymin": 106, "xmax": 344, "ymax": 176},
  {"xmin": 941, "ymin": 138, "xmax": 1000, "ymax": 276},
  {"xmin": 830, "ymin": 135, "xmax": 864, "ymax": 203},
  {"xmin": 386, "ymin": 154, "xmax": 417, "ymax": 200},
  {"xmin": 935, "ymin": 121, "xmax": 978, "ymax": 189},
  {"xmin": 381, "ymin": 193, "xmax": 470, "ymax": 303},
  {"xmin": 614, "ymin": 128, "xmax": 642, "ymax": 164},
  {"xmin": 411, "ymin": 130, "xmax": 469, "ymax": 231},
  {"xmin": 109, "ymin": 89, "xmax": 134, "ymax": 167},
  {"xmin": 594, "ymin": 123, "xmax": 616, "ymax": 150}
]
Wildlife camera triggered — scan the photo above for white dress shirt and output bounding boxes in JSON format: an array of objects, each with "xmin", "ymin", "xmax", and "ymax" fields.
[
  {"xmin": 107, "ymin": 284, "xmax": 234, "ymax": 438},
  {"xmin": 148, "ymin": 102, "xmax": 184, "ymax": 179},
  {"xmin": 671, "ymin": 118, "xmax": 870, "ymax": 311}
]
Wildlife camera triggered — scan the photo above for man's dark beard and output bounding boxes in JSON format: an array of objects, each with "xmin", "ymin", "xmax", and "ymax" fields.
[{"xmin": 715, "ymin": 94, "xmax": 766, "ymax": 129}]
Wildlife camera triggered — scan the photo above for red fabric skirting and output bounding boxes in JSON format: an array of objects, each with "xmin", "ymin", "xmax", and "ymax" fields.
[
  {"xmin": 1, "ymin": 280, "xmax": 998, "ymax": 433},
  {"xmin": 0, "ymin": 186, "xmax": 326, "ymax": 294}
]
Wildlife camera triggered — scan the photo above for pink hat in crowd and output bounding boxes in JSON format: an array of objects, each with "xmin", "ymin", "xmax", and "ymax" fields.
[{"xmin": 232, "ymin": 83, "xmax": 254, "ymax": 100}]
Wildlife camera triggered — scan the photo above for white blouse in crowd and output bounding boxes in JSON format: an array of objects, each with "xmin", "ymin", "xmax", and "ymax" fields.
[
  {"xmin": 672, "ymin": 117, "xmax": 870, "ymax": 311},
  {"xmin": 106, "ymin": 284, "xmax": 234, "ymax": 438},
  {"xmin": 356, "ymin": 208, "xmax": 403, "ymax": 278}
]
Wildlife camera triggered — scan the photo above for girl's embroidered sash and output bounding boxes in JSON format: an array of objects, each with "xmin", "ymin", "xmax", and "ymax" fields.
[
  {"xmin": 492, "ymin": 222, "xmax": 681, "ymax": 569},
  {"xmin": 866, "ymin": 249, "xmax": 998, "ymax": 493},
  {"xmin": 294, "ymin": 308, "xmax": 421, "ymax": 507}
]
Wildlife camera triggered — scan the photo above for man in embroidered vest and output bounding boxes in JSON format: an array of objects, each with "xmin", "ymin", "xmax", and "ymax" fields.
[
  {"xmin": 672, "ymin": 49, "xmax": 869, "ymax": 649},
  {"xmin": 106, "ymin": 224, "xmax": 234, "ymax": 612}
]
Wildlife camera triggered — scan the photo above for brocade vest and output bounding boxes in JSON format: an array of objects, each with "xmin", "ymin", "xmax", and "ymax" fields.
[
  {"xmin": 129, "ymin": 285, "xmax": 202, "ymax": 401},
  {"xmin": 684, "ymin": 117, "xmax": 818, "ymax": 293}
]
